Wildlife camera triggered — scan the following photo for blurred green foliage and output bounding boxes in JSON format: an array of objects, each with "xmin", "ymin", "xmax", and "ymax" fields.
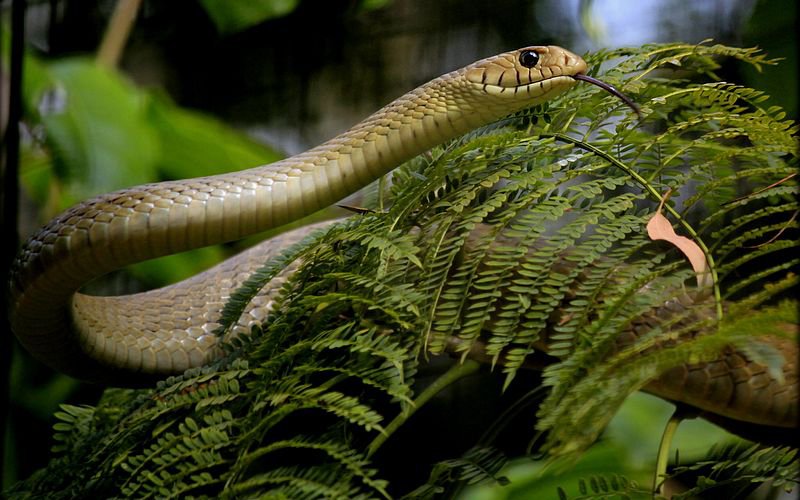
[
  {"xmin": 462, "ymin": 393, "xmax": 733, "ymax": 499},
  {"xmin": 199, "ymin": 0, "xmax": 302, "ymax": 34},
  {"xmin": 197, "ymin": 0, "xmax": 393, "ymax": 34},
  {"xmin": 741, "ymin": 0, "xmax": 797, "ymax": 118}
]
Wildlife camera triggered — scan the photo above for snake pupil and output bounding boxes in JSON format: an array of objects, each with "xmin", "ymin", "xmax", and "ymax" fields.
[{"xmin": 519, "ymin": 50, "xmax": 540, "ymax": 68}]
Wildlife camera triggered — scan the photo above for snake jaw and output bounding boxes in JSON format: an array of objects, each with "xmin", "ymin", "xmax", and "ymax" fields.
[{"xmin": 464, "ymin": 45, "xmax": 587, "ymax": 102}]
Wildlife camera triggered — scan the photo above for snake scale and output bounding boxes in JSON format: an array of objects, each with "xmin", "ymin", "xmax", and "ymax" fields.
[{"xmin": 8, "ymin": 46, "xmax": 797, "ymax": 431}]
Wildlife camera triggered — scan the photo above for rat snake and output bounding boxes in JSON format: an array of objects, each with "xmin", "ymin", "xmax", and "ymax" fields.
[{"xmin": 8, "ymin": 46, "xmax": 796, "ymax": 432}]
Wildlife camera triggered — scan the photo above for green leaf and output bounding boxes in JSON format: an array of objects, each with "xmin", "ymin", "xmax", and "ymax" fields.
[
  {"xmin": 147, "ymin": 94, "xmax": 283, "ymax": 179},
  {"xmin": 199, "ymin": 0, "xmax": 301, "ymax": 34},
  {"xmin": 127, "ymin": 246, "xmax": 228, "ymax": 287},
  {"xmin": 359, "ymin": 0, "xmax": 393, "ymax": 10}
]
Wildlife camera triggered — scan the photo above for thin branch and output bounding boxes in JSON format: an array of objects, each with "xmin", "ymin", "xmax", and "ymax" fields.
[
  {"xmin": 724, "ymin": 172, "xmax": 798, "ymax": 206},
  {"xmin": 744, "ymin": 210, "xmax": 799, "ymax": 249},
  {"xmin": 367, "ymin": 360, "xmax": 480, "ymax": 458},
  {"xmin": 96, "ymin": 0, "xmax": 143, "ymax": 69}
]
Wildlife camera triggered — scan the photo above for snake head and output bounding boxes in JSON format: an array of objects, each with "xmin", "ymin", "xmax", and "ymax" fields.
[
  {"xmin": 464, "ymin": 45, "xmax": 640, "ymax": 117},
  {"xmin": 465, "ymin": 45, "xmax": 587, "ymax": 100}
]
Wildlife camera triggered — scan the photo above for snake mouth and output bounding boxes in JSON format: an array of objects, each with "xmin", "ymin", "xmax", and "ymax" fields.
[
  {"xmin": 478, "ymin": 75, "xmax": 579, "ymax": 101},
  {"xmin": 573, "ymin": 73, "xmax": 641, "ymax": 118}
]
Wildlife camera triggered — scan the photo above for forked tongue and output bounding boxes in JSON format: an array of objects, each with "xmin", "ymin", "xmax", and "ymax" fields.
[{"xmin": 573, "ymin": 73, "xmax": 642, "ymax": 119}]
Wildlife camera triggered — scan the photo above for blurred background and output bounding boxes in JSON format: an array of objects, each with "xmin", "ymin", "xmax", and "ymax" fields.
[{"xmin": 1, "ymin": 0, "xmax": 796, "ymax": 494}]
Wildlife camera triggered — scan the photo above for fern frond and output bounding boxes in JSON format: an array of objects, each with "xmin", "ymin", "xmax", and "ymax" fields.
[
  {"xmin": 670, "ymin": 444, "xmax": 799, "ymax": 499},
  {"xmin": 556, "ymin": 473, "xmax": 647, "ymax": 500},
  {"xmin": 401, "ymin": 446, "xmax": 510, "ymax": 499}
]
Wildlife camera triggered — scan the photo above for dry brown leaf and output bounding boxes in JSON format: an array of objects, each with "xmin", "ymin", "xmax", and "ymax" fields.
[{"xmin": 647, "ymin": 190, "xmax": 711, "ymax": 288}]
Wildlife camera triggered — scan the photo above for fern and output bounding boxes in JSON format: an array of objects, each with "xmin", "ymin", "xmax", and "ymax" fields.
[
  {"xmin": 50, "ymin": 405, "xmax": 96, "ymax": 454},
  {"xmin": 401, "ymin": 446, "xmax": 510, "ymax": 499},
  {"xmin": 669, "ymin": 444, "xmax": 799, "ymax": 499},
  {"xmin": 556, "ymin": 474, "xmax": 647, "ymax": 500},
  {"xmin": 7, "ymin": 42, "xmax": 798, "ymax": 499}
]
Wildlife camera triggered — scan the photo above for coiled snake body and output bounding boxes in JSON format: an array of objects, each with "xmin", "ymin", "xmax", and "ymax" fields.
[{"xmin": 8, "ymin": 46, "xmax": 797, "ymax": 430}]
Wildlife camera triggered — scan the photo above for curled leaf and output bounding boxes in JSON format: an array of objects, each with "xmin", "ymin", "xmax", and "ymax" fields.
[{"xmin": 647, "ymin": 190, "xmax": 711, "ymax": 288}]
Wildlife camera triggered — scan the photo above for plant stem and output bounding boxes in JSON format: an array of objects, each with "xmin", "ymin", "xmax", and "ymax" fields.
[
  {"xmin": 367, "ymin": 360, "xmax": 480, "ymax": 458},
  {"xmin": 653, "ymin": 409, "xmax": 684, "ymax": 496},
  {"xmin": 97, "ymin": 0, "xmax": 142, "ymax": 69},
  {"xmin": 378, "ymin": 174, "xmax": 386, "ymax": 212}
]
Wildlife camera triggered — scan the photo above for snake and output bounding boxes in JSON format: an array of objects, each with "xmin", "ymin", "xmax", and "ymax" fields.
[{"xmin": 8, "ymin": 45, "xmax": 797, "ymax": 431}]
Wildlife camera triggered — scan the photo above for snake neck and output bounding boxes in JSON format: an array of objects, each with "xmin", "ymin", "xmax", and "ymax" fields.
[
  {"xmin": 10, "ymin": 69, "xmax": 547, "ymax": 298},
  {"xmin": 9, "ymin": 66, "xmax": 571, "ymax": 377}
]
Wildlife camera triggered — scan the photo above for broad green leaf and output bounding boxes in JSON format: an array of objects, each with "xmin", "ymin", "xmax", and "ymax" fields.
[{"xmin": 37, "ymin": 59, "xmax": 159, "ymax": 207}]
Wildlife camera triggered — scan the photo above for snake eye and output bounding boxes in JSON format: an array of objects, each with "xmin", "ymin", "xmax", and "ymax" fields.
[{"xmin": 519, "ymin": 50, "xmax": 540, "ymax": 68}]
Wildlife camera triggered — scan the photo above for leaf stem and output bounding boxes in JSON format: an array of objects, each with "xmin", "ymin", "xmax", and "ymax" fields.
[
  {"xmin": 654, "ymin": 409, "xmax": 685, "ymax": 496},
  {"xmin": 543, "ymin": 132, "xmax": 724, "ymax": 321},
  {"xmin": 367, "ymin": 360, "xmax": 480, "ymax": 458}
]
